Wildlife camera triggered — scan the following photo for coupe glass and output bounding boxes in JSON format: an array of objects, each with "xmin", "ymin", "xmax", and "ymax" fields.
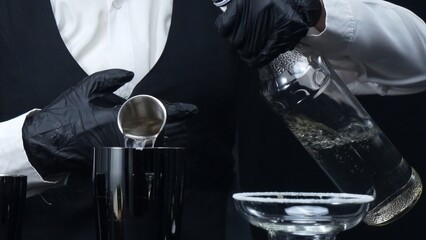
[{"xmin": 233, "ymin": 192, "xmax": 374, "ymax": 240}]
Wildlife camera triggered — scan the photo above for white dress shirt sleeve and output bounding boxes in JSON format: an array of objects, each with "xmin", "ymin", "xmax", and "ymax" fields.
[
  {"xmin": 0, "ymin": 111, "xmax": 68, "ymax": 197},
  {"xmin": 302, "ymin": 0, "xmax": 426, "ymax": 95}
]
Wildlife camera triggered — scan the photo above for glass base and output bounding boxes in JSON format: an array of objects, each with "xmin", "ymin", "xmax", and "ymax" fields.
[
  {"xmin": 363, "ymin": 168, "xmax": 423, "ymax": 226},
  {"xmin": 268, "ymin": 231, "xmax": 336, "ymax": 240}
]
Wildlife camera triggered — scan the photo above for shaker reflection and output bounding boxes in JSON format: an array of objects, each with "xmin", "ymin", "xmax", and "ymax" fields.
[
  {"xmin": 93, "ymin": 147, "xmax": 185, "ymax": 240},
  {"xmin": 0, "ymin": 175, "xmax": 27, "ymax": 240}
]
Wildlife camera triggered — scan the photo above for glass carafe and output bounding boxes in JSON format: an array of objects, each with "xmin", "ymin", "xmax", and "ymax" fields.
[{"xmin": 259, "ymin": 46, "xmax": 422, "ymax": 226}]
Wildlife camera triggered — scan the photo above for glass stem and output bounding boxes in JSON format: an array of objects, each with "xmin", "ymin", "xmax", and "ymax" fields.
[{"xmin": 268, "ymin": 231, "xmax": 336, "ymax": 240}]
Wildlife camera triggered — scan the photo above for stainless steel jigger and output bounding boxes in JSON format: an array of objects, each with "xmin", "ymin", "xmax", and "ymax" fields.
[{"xmin": 117, "ymin": 95, "xmax": 167, "ymax": 144}]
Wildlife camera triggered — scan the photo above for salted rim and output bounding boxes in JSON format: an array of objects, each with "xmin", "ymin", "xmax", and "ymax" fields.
[{"xmin": 233, "ymin": 192, "xmax": 374, "ymax": 204}]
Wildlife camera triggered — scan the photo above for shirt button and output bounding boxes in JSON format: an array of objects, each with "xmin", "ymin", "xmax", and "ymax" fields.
[{"xmin": 113, "ymin": 0, "xmax": 123, "ymax": 9}]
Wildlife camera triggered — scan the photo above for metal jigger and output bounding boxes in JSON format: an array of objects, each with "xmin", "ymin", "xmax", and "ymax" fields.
[{"xmin": 117, "ymin": 95, "xmax": 167, "ymax": 147}]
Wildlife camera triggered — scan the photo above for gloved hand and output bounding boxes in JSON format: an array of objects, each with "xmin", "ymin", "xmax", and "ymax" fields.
[
  {"xmin": 215, "ymin": 0, "xmax": 322, "ymax": 68},
  {"xmin": 161, "ymin": 101, "xmax": 198, "ymax": 147},
  {"xmin": 22, "ymin": 69, "xmax": 134, "ymax": 177}
]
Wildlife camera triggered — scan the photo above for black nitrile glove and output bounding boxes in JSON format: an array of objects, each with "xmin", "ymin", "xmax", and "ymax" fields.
[
  {"xmin": 22, "ymin": 69, "xmax": 134, "ymax": 177},
  {"xmin": 161, "ymin": 101, "xmax": 198, "ymax": 147},
  {"xmin": 215, "ymin": 0, "xmax": 322, "ymax": 67}
]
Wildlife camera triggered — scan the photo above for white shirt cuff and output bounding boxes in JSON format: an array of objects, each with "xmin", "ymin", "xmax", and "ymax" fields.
[{"xmin": 0, "ymin": 110, "xmax": 68, "ymax": 197}]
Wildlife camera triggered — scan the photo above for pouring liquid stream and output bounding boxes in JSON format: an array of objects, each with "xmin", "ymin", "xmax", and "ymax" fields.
[
  {"xmin": 122, "ymin": 118, "xmax": 163, "ymax": 150},
  {"xmin": 124, "ymin": 135, "xmax": 157, "ymax": 150}
]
